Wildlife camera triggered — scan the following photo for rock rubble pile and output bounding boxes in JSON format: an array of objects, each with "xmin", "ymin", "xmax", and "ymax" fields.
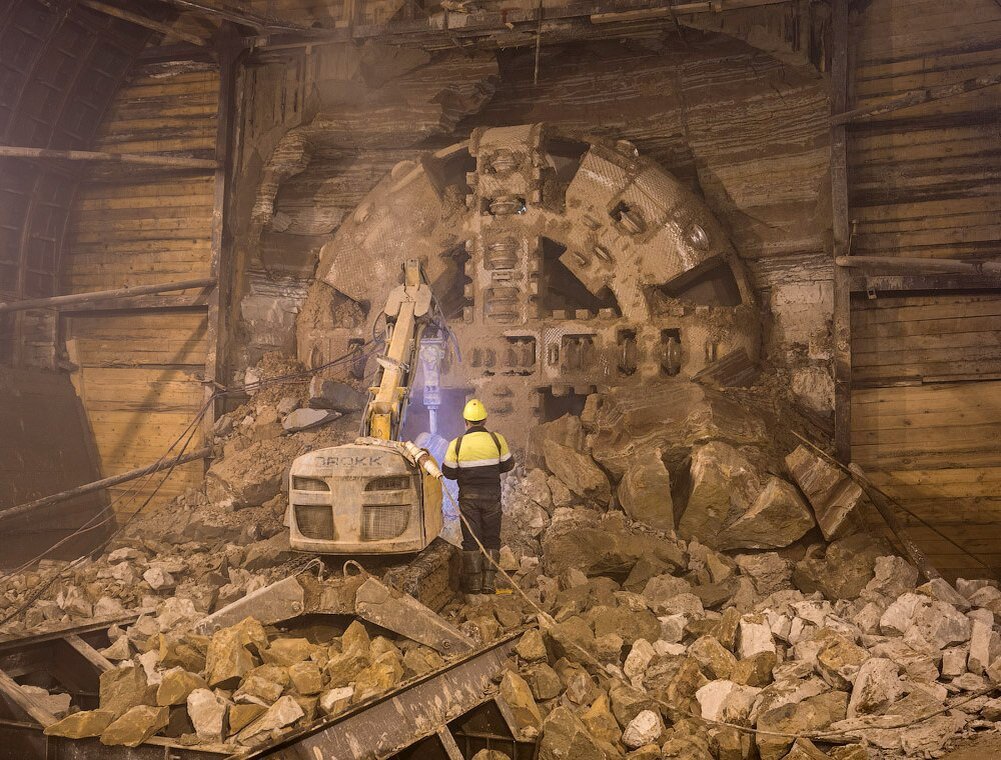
[{"xmin": 2, "ymin": 378, "xmax": 998, "ymax": 758}]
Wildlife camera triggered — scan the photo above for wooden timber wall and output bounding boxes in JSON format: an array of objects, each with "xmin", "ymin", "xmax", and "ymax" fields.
[
  {"xmin": 59, "ymin": 62, "xmax": 219, "ymax": 515},
  {"xmin": 0, "ymin": 368, "xmax": 109, "ymax": 567},
  {"xmin": 848, "ymin": 0, "xmax": 1001, "ymax": 579}
]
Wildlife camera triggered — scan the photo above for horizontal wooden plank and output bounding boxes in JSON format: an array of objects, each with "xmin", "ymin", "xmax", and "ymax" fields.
[
  {"xmin": 851, "ymin": 405, "xmax": 1001, "ymax": 432},
  {"xmin": 853, "ymin": 312, "xmax": 1001, "ymax": 339}
]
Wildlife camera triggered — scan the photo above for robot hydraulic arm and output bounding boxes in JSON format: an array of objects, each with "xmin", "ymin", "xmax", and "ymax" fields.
[{"xmin": 362, "ymin": 258, "xmax": 442, "ymax": 442}]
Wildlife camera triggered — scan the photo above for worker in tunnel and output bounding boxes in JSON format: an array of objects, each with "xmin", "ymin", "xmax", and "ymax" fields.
[{"xmin": 441, "ymin": 399, "xmax": 515, "ymax": 595}]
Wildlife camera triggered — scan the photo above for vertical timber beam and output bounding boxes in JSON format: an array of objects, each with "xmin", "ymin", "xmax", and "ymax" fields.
[
  {"xmin": 203, "ymin": 24, "xmax": 242, "ymax": 437},
  {"xmin": 830, "ymin": 0, "xmax": 852, "ymax": 462}
]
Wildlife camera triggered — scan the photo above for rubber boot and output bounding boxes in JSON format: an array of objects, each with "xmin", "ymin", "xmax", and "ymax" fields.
[
  {"xmin": 461, "ymin": 551, "xmax": 483, "ymax": 595},
  {"xmin": 481, "ymin": 549, "xmax": 500, "ymax": 594}
]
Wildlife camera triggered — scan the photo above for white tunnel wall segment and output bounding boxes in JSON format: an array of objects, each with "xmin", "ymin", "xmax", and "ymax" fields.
[{"xmin": 298, "ymin": 124, "xmax": 761, "ymax": 445}]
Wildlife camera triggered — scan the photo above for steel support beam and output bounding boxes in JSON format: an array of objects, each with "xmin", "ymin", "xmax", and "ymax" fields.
[
  {"xmin": 246, "ymin": 634, "xmax": 519, "ymax": 759},
  {"xmin": 0, "ymin": 277, "xmax": 216, "ymax": 313},
  {"xmin": 0, "ymin": 145, "xmax": 217, "ymax": 169},
  {"xmin": 830, "ymin": 0, "xmax": 852, "ymax": 463}
]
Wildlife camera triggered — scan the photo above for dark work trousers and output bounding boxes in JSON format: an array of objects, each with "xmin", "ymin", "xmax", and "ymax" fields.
[{"xmin": 458, "ymin": 490, "xmax": 502, "ymax": 551}]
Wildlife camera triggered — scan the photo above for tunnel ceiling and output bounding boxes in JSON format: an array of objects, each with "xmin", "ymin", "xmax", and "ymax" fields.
[{"xmin": 0, "ymin": 0, "xmax": 161, "ymax": 304}]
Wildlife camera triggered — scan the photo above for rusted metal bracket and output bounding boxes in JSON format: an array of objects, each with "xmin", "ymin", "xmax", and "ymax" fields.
[
  {"xmin": 241, "ymin": 633, "xmax": 519, "ymax": 759},
  {"xmin": 354, "ymin": 577, "xmax": 475, "ymax": 655},
  {"xmin": 196, "ymin": 574, "xmax": 473, "ymax": 656},
  {"xmin": 195, "ymin": 576, "xmax": 307, "ymax": 634}
]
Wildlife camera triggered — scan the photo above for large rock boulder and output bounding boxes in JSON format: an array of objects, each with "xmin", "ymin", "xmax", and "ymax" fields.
[
  {"xmin": 717, "ymin": 477, "xmax": 815, "ymax": 551},
  {"xmin": 785, "ymin": 445, "xmax": 864, "ymax": 540},
  {"xmin": 616, "ymin": 454, "xmax": 674, "ymax": 531},
  {"xmin": 99, "ymin": 664, "xmax": 152, "ymax": 718},
  {"xmin": 587, "ymin": 381, "xmax": 768, "ymax": 478},
  {"xmin": 100, "ymin": 705, "xmax": 169, "ymax": 747},
  {"xmin": 756, "ymin": 691, "xmax": 848, "ymax": 760},
  {"xmin": 205, "ymin": 437, "xmax": 303, "ymax": 509},
  {"xmin": 44, "ymin": 710, "xmax": 116, "ymax": 739},
  {"xmin": 678, "ymin": 442, "xmax": 758, "ymax": 546},
  {"xmin": 528, "ymin": 414, "xmax": 587, "ymax": 468},
  {"xmin": 792, "ymin": 533, "xmax": 886, "ymax": 600},
  {"xmin": 538, "ymin": 705, "xmax": 617, "ymax": 760},
  {"xmin": 542, "ymin": 510, "xmax": 685, "ymax": 579},
  {"xmin": 679, "ymin": 443, "xmax": 814, "ymax": 550},
  {"xmin": 542, "ymin": 440, "xmax": 611, "ymax": 505},
  {"xmin": 186, "ymin": 688, "xmax": 228, "ymax": 742},
  {"xmin": 204, "ymin": 617, "xmax": 269, "ymax": 688}
]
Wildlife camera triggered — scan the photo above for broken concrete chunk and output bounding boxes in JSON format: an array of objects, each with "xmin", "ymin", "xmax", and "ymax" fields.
[
  {"xmin": 100, "ymin": 705, "xmax": 169, "ymax": 747},
  {"xmin": 617, "ymin": 455, "xmax": 673, "ymax": 531},
  {"xmin": 784, "ymin": 446, "xmax": 863, "ymax": 541}
]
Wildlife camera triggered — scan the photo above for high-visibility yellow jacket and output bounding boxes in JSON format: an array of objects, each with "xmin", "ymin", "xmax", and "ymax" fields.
[{"xmin": 442, "ymin": 424, "xmax": 514, "ymax": 493}]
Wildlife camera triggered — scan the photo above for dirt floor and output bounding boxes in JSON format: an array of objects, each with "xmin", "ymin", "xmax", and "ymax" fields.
[{"xmin": 940, "ymin": 733, "xmax": 1001, "ymax": 759}]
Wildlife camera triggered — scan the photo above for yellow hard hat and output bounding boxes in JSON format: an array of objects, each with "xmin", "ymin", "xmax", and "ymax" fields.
[{"xmin": 463, "ymin": 398, "xmax": 487, "ymax": 422}]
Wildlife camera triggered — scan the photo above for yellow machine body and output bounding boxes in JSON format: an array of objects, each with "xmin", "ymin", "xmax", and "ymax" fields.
[
  {"xmin": 288, "ymin": 439, "xmax": 443, "ymax": 554},
  {"xmin": 287, "ymin": 258, "xmax": 445, "ymax": 555}
]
